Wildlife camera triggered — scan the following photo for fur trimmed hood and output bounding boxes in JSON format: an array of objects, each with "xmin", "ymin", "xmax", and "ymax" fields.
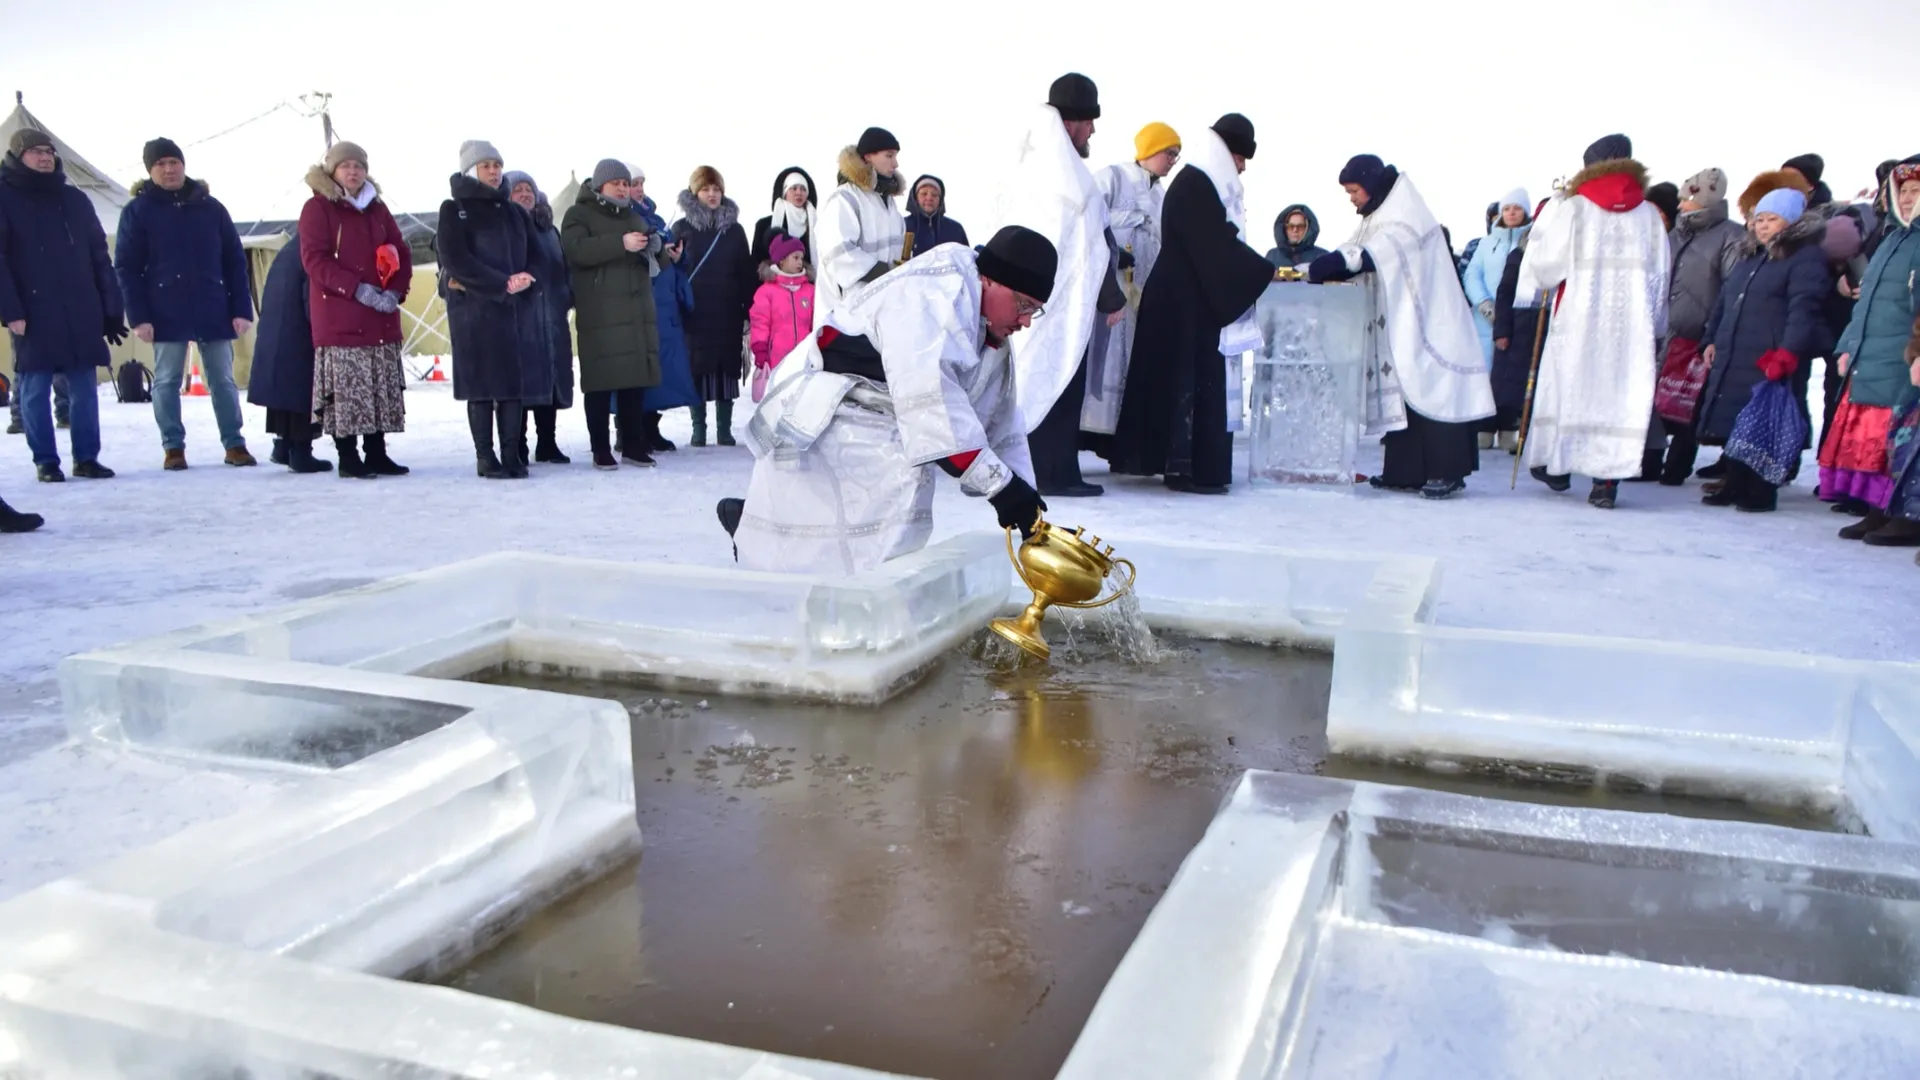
[
  {"xmin": 1565, "ymin": 158, "xmax": 1649, "ymax": 214},
  {"xmin": 305, "ymin": 164, "xmax": 381, "ymax": 204},
  {"xmin": 129, "ymin": 177, "xmax": 209, "ymax": 200},
  {"xmin": 836, "ymin": 145, "xmax": 875, "ymax": 192},
  {"xmin": 675, "ymin": 188, "xmax": 740, "ymax": 234},
  {"xmin": 1746, "ymin": 209, "xmax": 1828, "ymax": 261},
  {"xmin": 1739, "ymin": 170, "xmax": 1814, "ymax": 220}
]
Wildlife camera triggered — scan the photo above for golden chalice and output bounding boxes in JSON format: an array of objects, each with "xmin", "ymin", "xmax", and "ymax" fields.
[{"xmin": 989, "ymin": 517, "xmax": 1137, "ymax": 661}]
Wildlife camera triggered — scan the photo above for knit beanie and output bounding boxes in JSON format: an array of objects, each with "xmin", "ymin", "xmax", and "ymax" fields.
[
  {"xmin": 1646, "ymin": 182, "xmax": 1681, "ymax": 228},
  {"xmin": 1583, "ymin": 133, "xmax": 1632, "ymax": 167},
  {"xmin": 1754, "ymin": 187, "xmax": 1807, "ymax": 225},
  {"xmin": 856, "ymin": 127, "xmax": 900, "ymax": 156},
  {"xmin": 1211, "ymin": 113, "xmax": 1257, "ymax": 160},
  {"xmin": 324, "ymin": 141, "xmax": 368, "ymax": 171},
  {"xmin": 1680, "ymin": 168, "xmax": 1726, "ymax": 204},
  {"xmin": 626, "ymin": 163, "xmax": 646, "ymax": 184},
  {"xmin": 1047, "ymin": 73, "xmax": 1101, "ymax": 122},
  {"xmin": 769, "ymin": 234, "xmax": 807, "ymax": 266},
  {"xmin": 779, "ymin": 171, "xmax": 810, "ymax": 198},
  {"xmin": 1134, "ymin": 122, "xmax": 1180, "ymax": 162},
  {"xmin": 1498, "ymin": 187, "xmax": 1530, "ymax": 214},
  {"xmin": 1338, "ymin": 155, "xmax": 1397, "ymax": 205},
  {"xmin": 7, "ymin": 129, "xmax": 53, "ymax": 156},
  {"xmin": 689, "ymin": 165, "xmax": 724, "ymax": 194},
  {"xmin": 976, "ymin": 225, "xmax": 1059, "ymax": 304},
  {"xmin": 142, "ymin": 137, "xmax": 184, "ymax": 171},
  {"xmin": 1781, "ymin": 154, "xmax": 1825, "ymax": 185},
  {"xmin": 589, "ymin": 158, "xmax": 630, "ymax": 191},
  {"xmin": 459, "ymin": 139, "xmax": 502, "ymax": 173}
]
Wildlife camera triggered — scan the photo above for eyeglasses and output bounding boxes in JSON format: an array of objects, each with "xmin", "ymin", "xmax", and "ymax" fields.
[
  {"xmin": 21, "ymin": 146, "xmax": 55, "ymax": 158},
  {"xmin": 1014, "ymin": 296, "xmax": 1045, "ymax": 319}
]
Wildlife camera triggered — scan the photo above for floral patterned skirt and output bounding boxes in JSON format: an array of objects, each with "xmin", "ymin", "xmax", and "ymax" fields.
[
  {"xmin": 1886, "ymin": 395, "xmax": 1920, "ymax": 521},
  {"xmin": 313, "ymin": 342, "xmax": 406, "ymax": 438},
  {"xmin": 1817, "ymin": 389, "xmax": 1893, "ymax": 506}
]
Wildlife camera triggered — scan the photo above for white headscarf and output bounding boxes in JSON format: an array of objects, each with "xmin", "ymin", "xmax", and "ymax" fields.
[{"xmin": 773, "ymin": 171, "xmax": 813, "ymax": 238}]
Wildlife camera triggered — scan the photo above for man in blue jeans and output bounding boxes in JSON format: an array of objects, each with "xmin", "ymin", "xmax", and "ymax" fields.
[
  {"xmin": 115, "ymin": 137, "xmax": 256, "ymax": 469},
  {"xmin": 0, "ymin": 128, "xmax": 122, "ymax": 483}
]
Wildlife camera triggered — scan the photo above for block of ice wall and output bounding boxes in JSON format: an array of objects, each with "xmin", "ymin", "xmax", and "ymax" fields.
[
  {"xmin": 1329, "ymin": 623, "xmax": 1862, "ymax": 809},
  {"xmin": 1062, "ymin": 771, "xmax": 1920, "ymax": 1080},
  {"xmin": 1247, "ymin": 281, "xmax": 1371, "ymax": 487},
  {"xmin": 1845, "ymin": 667, "xmax": 1920, "ymax": 843},
  {"xmin": 44, "ymin": 686, "xmax": 636, "ymax": 979}
]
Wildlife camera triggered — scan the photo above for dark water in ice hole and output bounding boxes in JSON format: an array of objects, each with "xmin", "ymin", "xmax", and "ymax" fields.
[{"xmin": 448, "ymin": 631, "xmax": 1843, "ymax": 1080}]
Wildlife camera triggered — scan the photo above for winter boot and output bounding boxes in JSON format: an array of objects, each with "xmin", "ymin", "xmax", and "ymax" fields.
[
  {"xmin": 716, "ymin": 399, "xmax": 737, "ymax": 446},
  {"xmin": 225, "ymin": 446, "xmax": 258, "ymax": 467},
  {"xmin": 532, "ymin": 406, "xmax": 570, "ymax": 464},
  {"xmin": 689, "ymin": 404, "xmax": 708, "ymax": 447},
  {"xmin": 1840, "ymin": 509, "xmax": 1889, "ymax": 541},
  {"xmin": 285, "ymin": 438, "xmax": 333, "ymax": 474},
  {"xmin": 0, "ymin": 497, "xmax": 43, "ymax": 533},
  {"xmin": 1476, "ymin": 431, "xmax": 1494, "ymax": 450},
  {"xmin": 647, "ymin": 411, "xmax": 677, "ymax": 452},
  {"xmin": 35, "ymin": 463, "xmax": 63, "ymax": 483},
  {"xmin": 1529, "ymin": 466, "xmax": 1571, "ymax": 493},
  {"xmin": 4, "ymin": 418, "xmax": 20, "ymax": 435},
  {"xmin": 1863, "ymin": 516, "xmax": 1920, "ymax": 547},
  {"xmin": 163, "ymin": 448, "xmax": 188, "ymax": 471},
  {"xmin": 270, "ymin": 438, "xmax": 288, "ymax": 466},
  {"xmin": 1735, "ymin": 486, "xmax": 1779, "ymax": 513},
  {"xmin": 71, "ymin": 460, "xmax": 114, "ymax": 479},
  {"xmin": 1626, "ymin": 447, "xmax": 1662, "ymax": 483},
  {"xmin": 1498, "ymin": 430, "xmax": 1520, "ymax": 454},
  {"xmin": 468, "ymin": 402, "xmax": 506, "ymax": 479},
  {"xmin": 363, "ymin": 433, "xmax": 409, "ymax": 476},
  {"xmin": 496, "ymin": 402, "xmax": 529, "ymax": 479},
  {"xmin": 1695, "ymin": 459, "xmax": 1726, "ymax": 480},
  {"xmin": 1832, "ymin": 497, "xmax": 1871, "ymax": 515},
  {"xmin": 1588, "ymin": 479, "xmax": 1620, "ymax": 509},
  {"xmin": 1420, "ymin": 478, "xmax": 1465, "ymax": 500},
  {"xmin": 335, "ymin": 437, "xmax": 376, "ymax": 479}
]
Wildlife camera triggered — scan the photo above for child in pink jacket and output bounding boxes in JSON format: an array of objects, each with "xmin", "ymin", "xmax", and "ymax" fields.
[{"xmin": 749, "ymin": 234, "xmax": 815, "ymax": 399}]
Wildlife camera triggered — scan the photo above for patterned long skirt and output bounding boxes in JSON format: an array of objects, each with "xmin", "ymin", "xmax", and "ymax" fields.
[
  {"xmin": 1886, "ymin": 396, "xmax": 1920, "ymax": 521},
  {"xmin": 313, "ymin": 342, "xmax": 406, "ymax": 437},
  {"xmin": 1817, "ymin": 388, "xmax": 1894, "ymax": 506}
]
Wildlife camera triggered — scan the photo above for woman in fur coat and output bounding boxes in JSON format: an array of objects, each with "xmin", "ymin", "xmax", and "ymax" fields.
[{"xmin": 670, "ymin": 166, "xmax": 757, "ymax": 446}]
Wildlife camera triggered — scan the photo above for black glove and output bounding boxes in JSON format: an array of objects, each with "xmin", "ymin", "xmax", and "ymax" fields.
[
  {"xmin": 1306, "ymin": 251, "xmax": 1349, "ymax": 284},
  {"xmin": 103, "ymin": 316, "xmax": 128, "ymax": 346},
  {"xmin": 1116, "ymin": 248, "xmax": 1136, "ymax": 271},
  {"xmin": 989, "ymin": 475, "xmax": 1046, "ymax": 538}
]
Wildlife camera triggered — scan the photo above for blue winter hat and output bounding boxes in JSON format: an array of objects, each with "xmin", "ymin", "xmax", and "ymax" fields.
[
  {"xmin": 1754, "ymin": 187, "xmax": 1806, "ymax": 226},
  {"xmin": 1338, "ymin": 154, "xmax": 1398, "ymax": 207},
  {"xmin": 503, "ymin": 170, "xmax": 543, "ymax": 204}
]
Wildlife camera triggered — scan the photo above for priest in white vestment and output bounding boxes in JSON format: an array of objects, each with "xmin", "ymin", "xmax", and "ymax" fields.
[
  {"xmin": 719, "ymin": 228, "xmax": 1059, "ymax": 575},
  {"xmin": 1082, "ymin": 122, "xmax": 1180, "ymax": 441},
  {"xmin": 990, "ymin": 73, "xmax": 1117, "ymax": 498},
  {"xmin": 1308, "ymin": 155, "xmax": 1494, "ymax": 498},
  {"xmin": 1517, "ymin": 133, "xmax": 1670, "ymax": 509},
  {"xmin": 815, "ymin": 127, "xmax": 907, "ymax": 314}
]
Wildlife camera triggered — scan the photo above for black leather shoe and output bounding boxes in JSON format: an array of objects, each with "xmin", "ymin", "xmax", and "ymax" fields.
[{"xmin": 1046, "ymin": 481, "xmax": 1105, "ymax": 497}]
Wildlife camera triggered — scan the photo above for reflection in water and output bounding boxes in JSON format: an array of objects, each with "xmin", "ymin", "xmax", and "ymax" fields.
[{"xmin": 456, "ymin": 635, "xmax": 1331, "ymax": 1080}]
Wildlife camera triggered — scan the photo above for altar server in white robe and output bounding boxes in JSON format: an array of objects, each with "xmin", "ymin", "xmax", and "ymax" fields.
[
  {"xmin": 718, "ymin": 228, "xmax": 1059, "ymax": 575},
  {"xmin": 1517, "ymin": 133, "xmax": 1670, "ymax": 510},
  {"xmin": 1082, "ymin": 122, "xmax": 1179, "ymax": 446},
  {"xmin": 815, "ymin": 126, "xmax": 907, "ymax": 314},
  {"xmin": 1308, "ymin": 155, "xmax": 1494, "ymax": 499}
]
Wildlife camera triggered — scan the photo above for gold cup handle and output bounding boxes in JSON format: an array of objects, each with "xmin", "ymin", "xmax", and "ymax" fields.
[
  {"xmin": 1057, "ymin": 557, "xmax": 1136, "ymax": 611},
  {"xmin": 1004, "ymin": 525, "xmax": 1040, "ymax": 594}
]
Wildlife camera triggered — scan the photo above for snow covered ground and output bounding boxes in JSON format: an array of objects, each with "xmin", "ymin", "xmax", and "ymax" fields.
[{"xmin": 0, "ymin": 382, "xmax": 1910, "ymax": 899}]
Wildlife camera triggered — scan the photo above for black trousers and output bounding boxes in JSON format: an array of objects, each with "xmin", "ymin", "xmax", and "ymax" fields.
[
  {"xmin": 585, "ymin": 389, "xmax": 646, "ymax": 456},
  {"xmin": 1031, "ymin": 352, "xmax": 1089, "ymax": 491}
]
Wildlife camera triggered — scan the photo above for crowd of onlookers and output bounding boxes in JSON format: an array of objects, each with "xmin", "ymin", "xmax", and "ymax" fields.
[{"xmin": 2, "ymin": 116, "xmax": 1917, "ymax": 562}]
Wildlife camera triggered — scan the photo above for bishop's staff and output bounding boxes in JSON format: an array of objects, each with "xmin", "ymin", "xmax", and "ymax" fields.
[{"xmin": 1510, "ymin": 173, "xmax": 1568, "ymax": 489}]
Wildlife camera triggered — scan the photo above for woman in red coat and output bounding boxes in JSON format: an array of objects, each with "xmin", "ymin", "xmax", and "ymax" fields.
[{"xmin": 298, "ymin": 141, "xmax": 414, "ymax": 479}]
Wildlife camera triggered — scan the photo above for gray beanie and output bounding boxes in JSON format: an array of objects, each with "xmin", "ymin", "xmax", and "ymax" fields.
[
  {"xmin": 1680, "ymin": 168, "xmax": 1727, "ymax": 204},
  {"xmin": 590, "ymin": 158, "xmax": 630, "ymax": 191},
  {"xmin": 459, "ymin": 139, "xmax": 502, "ymax": 173}
]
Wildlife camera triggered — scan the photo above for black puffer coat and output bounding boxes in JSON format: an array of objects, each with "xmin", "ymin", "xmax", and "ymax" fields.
[
  {"xmin": 438, "ymin": 173, "xmax": 548, "ymax": 404},
  {"xmin": 1697, "ymin": 214, "xmax": 1834, "ymax": 443},
  {"xmin": 672, "ymin": 190, "xmax": 757, "ymax": 398},
  {"xmin": 245, "ymin": 233, "xmax": 314, "ymax": 413}
]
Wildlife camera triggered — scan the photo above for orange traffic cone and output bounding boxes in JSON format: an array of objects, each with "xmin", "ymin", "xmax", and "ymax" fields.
[
  {"xmin": 424, "ymin": 356, "xmax": 448, "ymax": 382},
  {"xmin": 186, "ymin": 359, "xmax": 210, "ymax": 397}
]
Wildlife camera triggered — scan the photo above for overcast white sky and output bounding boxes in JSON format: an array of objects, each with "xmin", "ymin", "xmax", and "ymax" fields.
[{"xmin": 8, "ymin": 0, "xmax": 1916, "ymax": 249}]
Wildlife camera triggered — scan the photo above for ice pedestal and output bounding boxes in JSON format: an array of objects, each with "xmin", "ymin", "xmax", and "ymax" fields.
[
  {"xmin": 1247, "ymin": 281, "xmax": 1372, "ymax": 487},
  {"xmin": 1060, "ymin": 771, "xmax": 1920, "ymax": 1080}
]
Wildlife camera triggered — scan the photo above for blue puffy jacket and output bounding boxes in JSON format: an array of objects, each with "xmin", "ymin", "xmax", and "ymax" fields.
[
  {"xmin": 114, "ymin": 177, "xmax": 253, "ymax": 343},
  {"xmin": 1464, "ymin": 222, "xmax": 1530, "ymax": 363},
  {"xmin": 0, "ymin": 153, "xmax": 123, "ymax": 373}
]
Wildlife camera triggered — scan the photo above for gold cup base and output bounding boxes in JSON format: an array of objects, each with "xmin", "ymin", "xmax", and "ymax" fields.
[{"xmin": 989, "ymin": 607, "xmax": 1051, "ymax": 660}]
